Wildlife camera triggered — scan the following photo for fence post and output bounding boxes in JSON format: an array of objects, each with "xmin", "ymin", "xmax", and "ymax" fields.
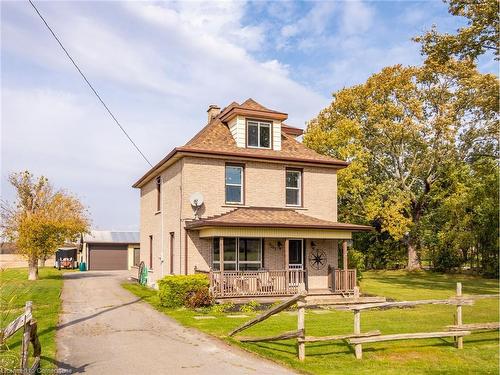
[
  {"xmin": 456, "ymin": 282, "xmax": 463, "ymax": 349},
  {"xmin": 20, "ymin": 301, "xmax": 32, "ymax": 370},
  {"xmin": 353, "ymin": 309, "xmax": 362, "ymax": 359},
  {"xmin": 297, "ymin": 283, "xmax": 306, "ymax": 361},
  {"xmin": 354, "ymin": 286, "xmax": 360, "ymax": 299}
]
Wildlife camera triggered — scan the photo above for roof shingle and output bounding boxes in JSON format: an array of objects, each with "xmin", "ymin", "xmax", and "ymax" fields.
[
  {"xmin": 133, "ymin": 99, "xmax": 348, "ymax": 188},
  {"xmin": 186, "ymin": 207, "xmax": 372, "ymax": 232}
]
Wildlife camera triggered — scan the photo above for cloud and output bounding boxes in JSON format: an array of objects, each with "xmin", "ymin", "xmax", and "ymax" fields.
[
  {"xmin": 341, "ymin": 1, "xmax": 374, "ymax": 35},
  {"xmin": 1, "ymin": 87, "xmax": 146, "ymax": 229},
  {"xmin": 1, "ymin": 1, "xmax": 329, "ymax": 229},
  {"xmin": 278, "ymin": 2, "xmax": 337, "ymax": 49}
]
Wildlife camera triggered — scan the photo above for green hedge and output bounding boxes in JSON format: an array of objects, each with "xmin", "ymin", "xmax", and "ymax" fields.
[{"xmin": 157, "ymin": 274, "xmax": 210, "ymax": 308}]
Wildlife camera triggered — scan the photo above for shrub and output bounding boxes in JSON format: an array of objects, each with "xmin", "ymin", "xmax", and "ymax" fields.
[
  {"xmin": 349, "ymin": 249, "xmax": 365, "ymax": 281},
  {"xmin": 211, "ymin": 302, "xmax": 234, "ymax": 314},
  {"xmin": 431, "ymin": 248, "xmax": 462, "ymax": 273},
  {"xmin": 239, "ymin": 300, "xmax": 260, "ymax": 313},
  {"xmin": 157, "ymin": 274, "xmax": 210, "ymax": 308},
  {"xmin": 185, "ymin": 287, "xmax": 213, "ymax": 308}
]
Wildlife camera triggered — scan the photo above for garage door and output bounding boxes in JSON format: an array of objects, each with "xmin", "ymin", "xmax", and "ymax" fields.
[{"xmin": 89, "ymin": 244, "xmax": 128, "ymax": 270}]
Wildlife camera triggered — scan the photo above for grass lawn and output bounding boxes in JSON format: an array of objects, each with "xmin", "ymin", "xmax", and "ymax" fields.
[
  {"xmin": 123, "ymin": 270, "xmax": 499, "ymax": 375},
  {"xmin": 0, "ymin": 267, "xmax": 65, "ymax": 372}
]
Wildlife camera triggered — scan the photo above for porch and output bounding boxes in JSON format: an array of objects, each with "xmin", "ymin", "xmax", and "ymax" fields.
[
  {"xmin": 198, "ymin": 239, "xmax": 357, "ymax": 299},
  {"xmin": 186, "ymin": 207, "xmax": 371, "ymax": 300},
  {"xmin": 207, "ymin": 268, "xmax": 357, "ymax": 298}
]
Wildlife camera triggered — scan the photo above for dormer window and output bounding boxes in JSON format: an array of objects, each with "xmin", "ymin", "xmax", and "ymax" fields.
[{"xmin": 247, "ymin": 120, "xmax": 271, "ymax": 149}]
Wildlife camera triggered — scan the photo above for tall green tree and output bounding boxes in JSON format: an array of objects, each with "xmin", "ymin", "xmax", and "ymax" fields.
[
  {"xmin": 304, "ymin": 60, "xmax": 498, "ymax": 270},
  {"xmin": 414, "ymin": 0, "xmax": 499, "ymax": 63},
  {"xmin": 1, "ymin": 171, "xmax": 90, "ymax": 280},
  {"xmin": 422, "ymin": 158, "xmax": 499, "ymax": 276}
]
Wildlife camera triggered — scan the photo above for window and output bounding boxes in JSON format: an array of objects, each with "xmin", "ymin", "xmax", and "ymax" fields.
[
  {"xmin": 212, "ymin": 237, "xmax": 262, "ymax": 270},
  {"xmin": 288, "ymin": 239, "xmax": 304, "ymax": 268},
  {"xmin": 133, "ymin": 247, "xmax": 140, "ymax": 267},
  {"xmin": 156, "ymin": 176, "xmax": 161, "ymax": 212},
  {"xmin": 169, "ymin": 232, "xmax": 174, "ymax": 274},
  {"xmin": 149, "ymin": 235, "xmax": 153, "ymax": 269},
  {"xmin": 286, "ymin": 169, "xmax": 302, "ymax": 206},
  {"xmin": 213, "ymin": 237, "xmax": 237, "ymax": 270},
  {"xmin": 238, "ymin": 238, "xmax": 262, "ymax": 270},
  {"xmin": 247, "ymin": 120, "xmax": 271, "ymax": 148},
  {"xmin": 225, "ymin": 164, "xmax": 244, "ymax": 204}
]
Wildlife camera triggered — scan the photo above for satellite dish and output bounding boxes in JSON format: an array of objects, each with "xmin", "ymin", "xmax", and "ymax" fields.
[
  {"xmin": 189, "ymin": 192, "xmax": 204, "ymax": 208},
  {"xmin": 189, "ymin": 192, "xmax": 204, "ymax": 220}
]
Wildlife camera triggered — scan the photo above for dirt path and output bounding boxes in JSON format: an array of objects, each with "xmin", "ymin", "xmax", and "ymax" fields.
[{"xmin": 56, "ymin": 271, "xmax": 294, "ymax": 374}]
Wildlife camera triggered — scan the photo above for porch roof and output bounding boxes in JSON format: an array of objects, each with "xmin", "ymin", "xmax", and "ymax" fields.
[{"xmin": 185, "ymin": 207, "xmax": 372, "ymax": 236}]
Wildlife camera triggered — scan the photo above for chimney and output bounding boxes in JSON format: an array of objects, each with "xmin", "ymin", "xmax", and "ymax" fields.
[{"xmin": 207, "ymin": 104, "xmax": 221, "ymax": 122}]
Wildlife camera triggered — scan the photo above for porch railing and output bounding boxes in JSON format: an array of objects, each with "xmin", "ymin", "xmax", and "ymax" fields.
[
  {"xmin": 329, "ymin": 266, "xmax": 357, "ymax": 293},
  {"xmin": 209, "ymin": 269, "xmax": 306, "ymax": 298}
]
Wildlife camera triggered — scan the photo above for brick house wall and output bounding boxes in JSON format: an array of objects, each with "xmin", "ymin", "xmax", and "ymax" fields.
[{"xmin": 140, "ymin": 155, "xmax": 338, "ymax": 286}]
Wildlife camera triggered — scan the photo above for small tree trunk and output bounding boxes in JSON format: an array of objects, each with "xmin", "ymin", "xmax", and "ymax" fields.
[
  {"xmin": 407, "ymin": 240, "xmax": 421, "ymax": 271},
  {"xmin": 28, "ymin": 257, "xmax": 39, "ymax": 280}
]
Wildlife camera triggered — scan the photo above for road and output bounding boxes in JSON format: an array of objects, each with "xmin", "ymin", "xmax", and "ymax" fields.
[{"xmin": 56, "ymin": 271, "xmax": 294, "ymax": 374}]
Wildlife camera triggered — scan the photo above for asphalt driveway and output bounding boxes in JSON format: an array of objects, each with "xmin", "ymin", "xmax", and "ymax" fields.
[{"xmin": 56, "ymin": 271, "xmax": 294, "ymax": 374}]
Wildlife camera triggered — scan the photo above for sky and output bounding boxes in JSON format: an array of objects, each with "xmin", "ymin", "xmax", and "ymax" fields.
[{"xmin": 0, "ymin": 0, "xmax": 492, "ymax": 231}]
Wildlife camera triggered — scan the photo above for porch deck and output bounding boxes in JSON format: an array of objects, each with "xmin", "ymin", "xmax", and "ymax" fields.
[{"xmin": 199, "ymin": 268, "xmax": 358, "ymax": 299}]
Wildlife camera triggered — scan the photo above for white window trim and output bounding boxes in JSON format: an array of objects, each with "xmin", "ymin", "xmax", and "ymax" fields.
[
  {"xmin": 213, "ymin": 237, "xmax": 263, "ymax": 271},
  {"xmin": 286, "ymin": 170, "xmax": 302, "ymax": 206},
  {"xmin": 225, "ymin": 165, "xmax": 244, "ymax": 204},
  {"xmin": 247, "ymin": 121, "xmax": 272, "ymax": 149}
]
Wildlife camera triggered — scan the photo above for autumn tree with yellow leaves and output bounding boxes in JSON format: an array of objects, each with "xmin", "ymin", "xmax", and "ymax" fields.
[
  {"xmin": 304, "ymin": 60, "xmax": 498, "ymax": 271},
  {"xmin": 1, "ymin": 171, "xmax": 90, "ymax": 280},
  {"xmin": 304, "ymin": 0, "xmax": 498, "ymax": 273}
]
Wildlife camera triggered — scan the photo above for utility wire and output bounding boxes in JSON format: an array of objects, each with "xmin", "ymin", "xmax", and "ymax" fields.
[{"xmin": 28, "ymin": 0, "xmax": 153, "ymax": 167}]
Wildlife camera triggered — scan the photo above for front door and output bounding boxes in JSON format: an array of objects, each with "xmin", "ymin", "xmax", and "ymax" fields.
[{"xmin": 288, "ymin": 239, "xmax": 304, "ymax": 270}]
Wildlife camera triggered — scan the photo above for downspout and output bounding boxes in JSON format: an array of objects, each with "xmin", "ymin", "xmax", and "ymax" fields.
[
  {"xmin": 160, "ymin": 175, "xmax": 165, "ymax": 279},
  {"xmin": 179, "ymin": 159, "xmax": 184, "ymax": 274},
  {"xmin": 184, "ymin": 229, "xmax": 188, "ymax": 275}
]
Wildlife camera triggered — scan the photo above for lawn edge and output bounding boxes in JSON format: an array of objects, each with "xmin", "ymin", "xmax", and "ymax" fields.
[{"xmin": 121, "ymin": 281, "xmax": 310, "ymax": 375}]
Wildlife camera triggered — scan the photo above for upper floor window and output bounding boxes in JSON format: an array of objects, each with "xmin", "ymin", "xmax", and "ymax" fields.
[
  {"xmin": 156, "ymin": 176, "xmax": 161, "ymax": 212},
  {"xmin": 247, "ymin": 120, "xmax": 271, "ymax": 149},
  {"xmin": 286, "ymin": 168, "xmax": 302, "ymax": 206},
  {"xmin": 225, "ymin": 164, "xmax": 244, "ymax": 204}
]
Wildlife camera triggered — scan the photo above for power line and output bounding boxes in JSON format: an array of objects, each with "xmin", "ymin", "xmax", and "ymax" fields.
[{"xmin": 27, "ymin": 0, "xmax": 153, "ymax": 167}]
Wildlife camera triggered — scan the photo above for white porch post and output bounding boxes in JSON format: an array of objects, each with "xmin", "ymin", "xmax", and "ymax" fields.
[
  {"xmin": 219, "ymin": 237, "xmax": 224, "ymax": 297},
  {"xmin": 342, "ymin": 239, "xmax": 348, "ymax": 292},
  {"xmin": 284, "ymin": 239, "xmax": 289, "ymax": 294}
]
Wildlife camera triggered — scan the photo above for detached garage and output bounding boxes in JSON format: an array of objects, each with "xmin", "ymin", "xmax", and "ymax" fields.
[{"xmin": 81, "ymin": 231, "xmax": 139, "ymax": 271}]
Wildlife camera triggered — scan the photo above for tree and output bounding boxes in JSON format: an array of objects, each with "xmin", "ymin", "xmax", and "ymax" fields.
[
  {"xmin": 304, "ymin": 60, "xmax": 498, "ymax": 270},
  {"xmin": 0, "ymin": 171, "xmax": 90, "ymax": 280},
  {"xmin": 422, "ymin": 158, "xmax": 499, "ymax": 276},
  {"xmin": 414, "ymin": 0, "xmax": 499, "ymax": 63}
]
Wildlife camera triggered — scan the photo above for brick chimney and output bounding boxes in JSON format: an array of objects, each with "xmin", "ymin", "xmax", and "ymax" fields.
[{"xmin": 207, "ymin": 105, "xmax": 221, "ymax": 122}]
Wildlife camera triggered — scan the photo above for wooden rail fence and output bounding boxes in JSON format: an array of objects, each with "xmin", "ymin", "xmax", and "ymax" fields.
[
  {"xmin": 0, "ymin": 301, "xmax": 41, "ymax": 374},
  {"xmin": 228, "ymin": 282, "xmax": 499, "ymax": 361},
  {"xmin": 345, "ymin": 282, "xmax": 499, "ymax": 359}
]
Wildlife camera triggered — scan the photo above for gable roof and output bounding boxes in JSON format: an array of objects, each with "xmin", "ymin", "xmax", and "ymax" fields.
[
  {"xmin": 186, "ymin": 207, "xmax": 372, "ymax": 232},
  {"xmin": 219, "ymin": 98, "xmax": 288, "ymax": 122},
  {"xmin": 133, "ymin": 99, "xmax": 348, "ymax": 188},
  {"xmin": 182, "ymin": 117, "xmax": 339, "ymax": 163}
]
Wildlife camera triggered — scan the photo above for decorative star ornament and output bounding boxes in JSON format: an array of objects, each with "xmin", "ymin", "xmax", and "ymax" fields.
[{"xmin": 309, "ymin": 249, "xmax": 327, "ymax": 270}]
